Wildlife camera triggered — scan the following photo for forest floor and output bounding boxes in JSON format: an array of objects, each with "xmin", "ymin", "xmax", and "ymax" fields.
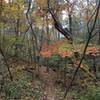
[
  {"xmin": 9, "ymin": 59, "xmax": 66, "ymax": 100},
  {"xmin": 0, "ymin": 56, "xmax": 100, "ymax": 100},
  {"xmin": 38, "ymin": 66, "xmax": 58, "ymax": 100}
]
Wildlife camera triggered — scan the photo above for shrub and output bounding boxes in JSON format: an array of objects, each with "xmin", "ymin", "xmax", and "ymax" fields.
[{"xmin": 78, "ymin": 85, "xmax": 100, "ymax": 100}]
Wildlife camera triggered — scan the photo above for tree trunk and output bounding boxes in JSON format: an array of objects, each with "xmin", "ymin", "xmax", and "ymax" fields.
[{"xmin": 69, "ymin": 14, "xmax": 72, "ymax": 34}]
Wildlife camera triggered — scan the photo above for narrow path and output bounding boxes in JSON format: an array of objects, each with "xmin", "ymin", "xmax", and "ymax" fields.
[
  {"xmin": 38, "ymin": 67, "xmax": 57, "ymax": 100},
  {"xmin": 10, "ymin": 60, "xmax": 62, "ymax": 100}
]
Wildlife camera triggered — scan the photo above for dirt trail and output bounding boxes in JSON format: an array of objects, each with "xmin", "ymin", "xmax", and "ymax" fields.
[
  {"xmin": 38, "ymin": 67, "xmax": 58, "ymax": 100},
  {"xmin": 11, "ymin": 60, "xmax": 61, "ymax": 100}
]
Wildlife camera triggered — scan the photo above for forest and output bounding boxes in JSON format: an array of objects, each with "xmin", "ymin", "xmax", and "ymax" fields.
[{"xmin": 0, "ymin": 0, "xmax": 100, "ymax": 100}]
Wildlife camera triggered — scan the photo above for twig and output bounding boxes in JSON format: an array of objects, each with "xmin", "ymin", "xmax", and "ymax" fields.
[
  {"xmin": 63, "ymin": 0, "xmax": 100, "ymax": 99},
  {"xmin": 47, "ymin": 0, "xmax": 100, "ymax": 99},
  {"xmin": 0, "ymin": 47, "xmax": 13, "ymax": 81}
]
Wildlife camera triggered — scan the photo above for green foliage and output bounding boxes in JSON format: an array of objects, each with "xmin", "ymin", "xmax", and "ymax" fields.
[
  {"xmin": 51, "ymin": 54, "xmax": 61, "ymax": 61},
  {"xmin": 2, "ymin": 70, "xmax": 44, "ymax": 100},
  {"xmin": 78, "ymin": 86, "xmax": 100, "ymax": 100},
  {"xmin": 59, "ymin": 43, "xmax": 73, "ymax": 51},
  {"xmin": 47, "ymin": 54, "xmax": 61, "ymax": 69},
  {"xmin": 75, "ymin": 38, "xmax": 85, "ymax": 44}
]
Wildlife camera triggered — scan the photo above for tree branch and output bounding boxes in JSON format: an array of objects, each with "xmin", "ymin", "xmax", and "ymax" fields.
[
  {"xmin": 63, "ymin": 0, "xmax": 100, "ymax": 99},
  {"xmin": 0, "ymin": 47, "xmax": 13, "ymax": 81},
  {"xmin": 47, "ymin": 0, "xmax": 73, "ymax": 42}
]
